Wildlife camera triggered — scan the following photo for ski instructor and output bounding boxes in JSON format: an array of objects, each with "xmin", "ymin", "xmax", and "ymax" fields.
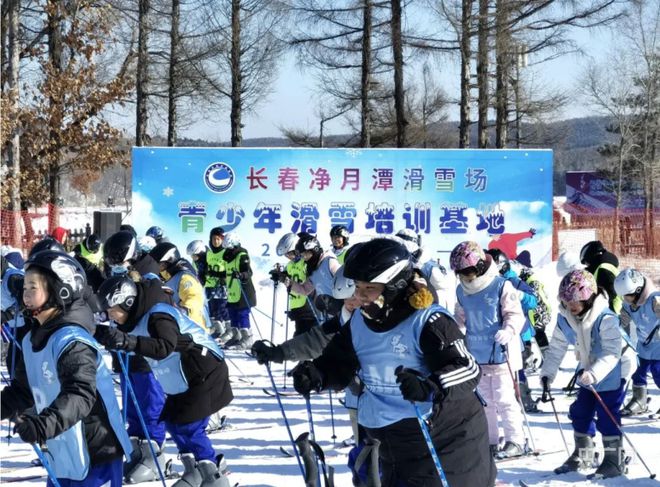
[{"xmin": 289, "ymin": 238, "xmax": 496, "ymax": 487}]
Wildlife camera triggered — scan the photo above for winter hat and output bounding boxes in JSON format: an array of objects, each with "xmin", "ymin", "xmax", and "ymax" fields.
[
  {"xmin": 1, "ymin": 245, "xmax": 24, "ymax": 269},
  {"xmin": 51, "ymin": 226, "xmax": 68, "ymax": 244}
]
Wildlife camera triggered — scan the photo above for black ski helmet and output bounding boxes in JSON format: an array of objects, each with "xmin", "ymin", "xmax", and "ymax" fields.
[
  {"xmin": 579, "ymin": 240, "xmax": 606, "ymax": 266},
  {"xmin": 84, "ymin": 234, "xmax": 102, "ymax": 254},
  {"xmin": 104, "ymin": 231, "xmax": 138, "ymax": 266},
  {"xmin": 485, "ymin": 248, "xmax": 510, "ymax": 275},
  {"xmin": 25, "ymin": 250, "xmax": 87, "ymax": 307},
  {"xmin": 343, "ymin": 238, "xmax": 413, "ymax": 298},
  {"xmin": 97, "ymin": 275, "xmax": 138, "ymax": 312},
  {"xmin": 150, "ymin": 242, "xmax": 181, "ymax": 266},
  {"xmin": 29, "ymin": 237, "xmax": 66, "ymax": 258},
  {"xmin": 330, "ymin": 225, "xmax": 349, "ymax": 244},
  {"xmin": 146, "ymin": 226, "xmax": 164, "ymax": 242},
  {"xmin": 295, "ymin": 232, "xmax": 321, "ymax": 254},
  {"xmin": 119, "ymin": 224, "xmax": 137, "ymax": 239}
]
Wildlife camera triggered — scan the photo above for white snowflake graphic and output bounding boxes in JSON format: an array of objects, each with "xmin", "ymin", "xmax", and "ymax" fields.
[{"xmin": 163, "ymin": 186, "xmax": 174, "ymax": 197}]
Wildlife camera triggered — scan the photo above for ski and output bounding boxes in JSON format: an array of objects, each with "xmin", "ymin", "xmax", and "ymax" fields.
[
  {"xmin": 495, "ymin": 449, "xmax": 563, "ymax": 464},
  {"xmin": 262, "ymin": 387, "xmax": 300, "ymax": 397},
  {"xmin": 217, "ymin": 423, "xmax": 276, "ymax": 433},
  {"xmin": 280, "ymin": 446, "xmax": 294, "ymax": 457}
]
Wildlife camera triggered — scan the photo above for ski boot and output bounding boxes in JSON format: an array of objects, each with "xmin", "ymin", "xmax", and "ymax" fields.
[
  {"xmin": 172, "ymin": 453, "xmax": 202, "ymax": 487},
  {"xmin": 220, "ymin": 327, "xmax": 240, "ymax": 347},
  {"xmin": 495, "ymin": 441, "xmax": 525, "ymax": 459},
  {"xmin": 621, "ymin": 385, "xmax": 649, "ymax": 416},
  {"xmin": 206, "ymin": 412, "xmax": 226, "ymax": 432},
  {"xmin": 588, "ymin": 436, "xmax": 627, "ymax": 479},
  {"xmin": 554, "ymin": 433, "xmax": 597, "ymax": 474},
  {"xmin": 125, "ymin": 439, "xmax": 166, "ymax": 483},
  {"xmin": 123, "ymin": 437, "xmax": 142, "ymax": 476},
  {"xmin": 227, "ymin": 328, "xmax": 253, "ymax": 351},
  {"xmin": 198, "ymin": 458, "xmax": 231, "ymax": 487},
  {"xmin": 211, "ymin": 320, "xmax": 226, "ymax": 339},
  {"xmin": 519, "ymin": 381, "xmax": 540, "ymax": 413}
]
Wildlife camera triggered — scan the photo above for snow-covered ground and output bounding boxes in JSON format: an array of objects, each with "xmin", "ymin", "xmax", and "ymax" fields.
[{"xmin": 1, "ymin": 253, "xmax": 658, "ymax": 486}]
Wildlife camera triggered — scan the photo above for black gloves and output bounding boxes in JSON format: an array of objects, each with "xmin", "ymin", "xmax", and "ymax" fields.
[
  {"xmin": 395, "ymin": 366, "xmax": 440, "ymax": 403},
  {"xmin": 14, "ymin": 413, "xmax": 46, "ymax": 445},
  {"xmin": 289, "ymin": 361, "xmax": 323, "ymax": 396},
  {"xmin": 1, "ymin": 308, "xmax": 15, "ymax": 324},
  {"xmin": 95, "ymin": 326, "xmax": 137, "ymax": 351},
  {"xmin": 251, "ymin": 340, "xmax": 285, "ymax": 364},
  {"xmin": 231, "ymin": 270, "xmax": 244, "ymax": 280},
  {"xmin": 540, "ymin": 376, "xmax": 553, "ymax": 403}
]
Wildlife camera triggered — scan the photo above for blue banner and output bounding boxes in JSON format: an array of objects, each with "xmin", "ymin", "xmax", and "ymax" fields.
[{"xmin": 132, "ymin": 148, "xmax": 553, "ymax": 272}]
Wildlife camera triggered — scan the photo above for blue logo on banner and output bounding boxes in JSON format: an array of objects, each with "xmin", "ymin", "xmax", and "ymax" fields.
[{"xmin": 204, "ymin": 162, "xmax": 235, "ymax": 193}]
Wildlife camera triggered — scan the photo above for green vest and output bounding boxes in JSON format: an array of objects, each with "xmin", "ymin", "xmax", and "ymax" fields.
[
  {"xmin": 80, "ymin": 244, "xmax": 103, "ymax": 267},
  {"xmin": 205, "ymin": 249, "xmax": 226, "ymax": 288},
  {"xmin": 286, "ymin": 259, "xmax": 308, "ymax": 310},
  {"xmin": 595, "ymin": 262, "xmax": 623, "ymax": 314},
  {"xmin": 336, "ymin": 247, "xmax": 348, "ymax": 265},
  {"xmin": 225, "ymin": 251, "xmax": 247, "ymax": 304}
]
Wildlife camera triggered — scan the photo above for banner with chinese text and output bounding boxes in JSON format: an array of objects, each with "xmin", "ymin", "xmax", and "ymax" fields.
[{"xmin": 132, "ymin": 148, "xmax": 553, "ymax": 274}]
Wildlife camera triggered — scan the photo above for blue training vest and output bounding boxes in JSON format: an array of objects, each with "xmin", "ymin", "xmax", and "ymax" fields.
[
  {"xmin": 23, "ymin": 326, "xmax": 131, "ymax": 480},
  {"xmin": 339, "ymin": 309, "xmax": 359, "ymax": 410},
  {"xmin": 165, "ymin": 270, "xmax": 213, "ymax": 331},
  {"xmin": 584, "ymin": 310, "xmax": 622, "ymax": 392},
  {"xmin": 457, "ymin": 276, "xmax": 507, "ymax": 365},
  {"xmin": 130, "ymin": 303, "xmax": 224, "ymax": 394},
  {"xmin": 351, "ymin": 305, "xmax": 449, "ymax": 428},
  {"xmin": 624, "ymin": 291, "xmax": 660, "ymax": 360},
  {"xmin": 309, "ymin": 257, "xmax": 337, "ymax": 296}
]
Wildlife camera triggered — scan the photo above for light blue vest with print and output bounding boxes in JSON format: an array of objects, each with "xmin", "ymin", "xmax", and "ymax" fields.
[
  {"xmin": 351, "ymin": 306, "xmax": 446, "ymax": 428},
  {"xmin": 583, "ymin": 310, "xmax": 622, "ymax": 392},
  {"xmin": 624, "ymin": 291, "xmax": 660, "ymax": 360},
  {"xmin": 309, "ymin": 257, "xmax": 336, "ymax": 296},
  {"xmin": 339, "ymin": 309, "xmax": 358, "ymax": 410},
  {"xmin": 131, "ymin": 303, "xmax": 224, "ymax": 395},
  {"xmin": 456, "ymin": 277, "xmax": 507, "ymax": 365},
  {"xmin": 556, "ymin": 314, "xmax": 577, "ymax": 345},
  {"xmin": 23, "ymin": 326, "xmax": 131, "ymax": 480},
  {"xmin": 1, "ymin": 268, "xmax": 25, "ymax": 328},
  {"xmin": 165, "ymin": 270, "xmax": 213, "ymax": 331}
]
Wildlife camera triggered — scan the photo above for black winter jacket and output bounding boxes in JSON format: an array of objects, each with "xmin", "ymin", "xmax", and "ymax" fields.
[
  {"xmin": 585, "ymin": 250, "xmax": 620, "ymax": 312},
  {"xmin": 1, "ymin": 299, "xmax": 124, "ymax": 466},
  {"xmin": 119, "ymin": 280, "xmax": 233, "ymax": 423}
]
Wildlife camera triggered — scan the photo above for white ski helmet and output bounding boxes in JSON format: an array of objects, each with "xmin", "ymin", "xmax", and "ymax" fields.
[
  {"xmin": 395, "ymin": 228, "xmax": 419, "ymax": 254},
  {"xmin": 276, "ymin": 233, "xmax": 298, "ymax": 256},
  {"xmin": 332, "ymin": 266, "xmax": 356, "ymax": 299},
  {"xmin": 137, "ymin": 236, "xmax": 157, "ymax": 254},
  {"xmin": 614, "ymin": 268, "xmax": 645, "ymax": 297},
  {"xmin": 186, "ymin": 240, "xmax": 206, "ymax": 257},
  {"xmin": 556, "ymin": 251, "xmax": 584, "ymax": 277},
  {"xmin": 222, "ymin": 232, "xmax": 240, "ymax": 249}
]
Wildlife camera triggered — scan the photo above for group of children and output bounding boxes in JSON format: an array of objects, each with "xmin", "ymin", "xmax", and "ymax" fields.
[{"xmin": 1, "ymin": 223, "xmax": 658, "ymax": 487}]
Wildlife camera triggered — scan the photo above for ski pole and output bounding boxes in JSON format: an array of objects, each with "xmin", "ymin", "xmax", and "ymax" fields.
[
  {"xmin": 587, "ymin": 385, "xmax": 656, "ymax": 479},
  {"xmin": 540, "ymin": 380, "xmax": 570, "ymax": 457},
  {"xmin": 270, "ymin": 266, "xmax": 281, "ymax": 343},
  {"xmin": 116, "ymin": 351, "xmax": 168, "ymax": 487},
  {"xmin": 304, "ymin": 395, "xmax": 322, "ymax": 487},
  {"xmin": 235, "ymin": 278, "xmax": 264, "ymax": 340},
  {"xmin": 264, "ymin": 362, "xmax": 306, "ymax": 479},
  {"xmin": 283, "ymin": 298, "xmax": 290, "ymax": 389},
  {"xmin": 32, "ymin": 443, "xmax": 61, "ymax": 487},
  {"xmin": 224, "ymin": 354, "xmax": 254, "ymax": 384},
  {"xmin": 413, "ymin": 403, "xmax": 449, "ymax": 487},
  {"xmin": 328, "ymin": 390, "xmax": 337, "ymax": 442},
  {"xmin": 504, "ymin": 347, "xmax": 537, "ymax": 453}
]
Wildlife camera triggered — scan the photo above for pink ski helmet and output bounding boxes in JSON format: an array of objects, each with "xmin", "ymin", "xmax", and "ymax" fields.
[
  {"xmin": 559, "ymin": 269, "xmax": 597, "ymax": 303},
  {"xmin": 450, "ymin": 241, "xmax": 486, "ymax": 272}
]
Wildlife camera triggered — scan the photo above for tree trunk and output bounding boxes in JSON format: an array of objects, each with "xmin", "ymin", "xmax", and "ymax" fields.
[
  {"xmin": 136, "ymin": 0, "xmax": 150, "ymax": 146},
  {"xmin": 360, "ymin": 0, "xmax": 372, "ymax": 148},
  {"xmin": 494, "ymin": 0, "xmax": 509, "ymax": 148},
  {"xmin": 477, "ymin": 0, "xmax": 489, "ymax": 148},
  {"xmin": 7, "ymin": 0, "xmax": 21, "ymax": 246},
  {"xmin": 390, "ymin": 0, "xmax": 406, "ymax": 147},
  {"xmin": 230, "ymin": 0, "xmax": 242, "ymax": 147},
  {"xmin": 167, "ymin": 0, "xmax": 180, "ymax": 147},
  {"xmin": 47, "ymin": 0, "xmax": 63, "ymax": 229},
  {"xmin": 459, "ymin": 0, "xmax": 473, "ymax": 148}
]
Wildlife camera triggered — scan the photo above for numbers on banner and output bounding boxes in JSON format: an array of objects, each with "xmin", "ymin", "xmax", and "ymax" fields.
[{"xmin": 262, "ymin": 243, "xmax": 270, "ymax": 257}]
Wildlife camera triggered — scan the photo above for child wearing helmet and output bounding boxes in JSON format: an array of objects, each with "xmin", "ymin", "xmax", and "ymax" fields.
[
  {"xmin": 450, "ymin": 241, "xmax": 527, "ymax": 459},
  {"xmin": 330, "ymin": 225, "xmax": 350, "ymax": 263},
  {"xmin": 95, "ymin": 275, "xmax": 233, "ymax": 487},
  {"xmin": 615, "ymin": 268, "xmax": 660, "ymax": 418},
  {"xmin": 150, "ymin": 242, "xmax": 213, "ymax": 334},
  {"xmin": 103, "ymin": 230, "xmax": 160, "ymax": 281},
  {"xmin": 73, "ymin": 234, "xmax": 106, "ymax": 292},
  {"xmin": 1, "ymin": 251, "xmax": 131, "ymax": 487},
  {"xmin": 205, "ymin": 227, "xmax": 231, "ymax": 341},
  {"xmin": 290, "ymin": 238, "xmax": 495, "ymax": 487},
  {"xmin": 540, "ymin": 270, "xmax": 626, "ymax": 479},
  {"xmin": 579, "ymin": 241, "xmax": 622, "ymax": 313},
  {"xmin": 219, "ymin": 232, "xmax": 257, "ymax": 350}
]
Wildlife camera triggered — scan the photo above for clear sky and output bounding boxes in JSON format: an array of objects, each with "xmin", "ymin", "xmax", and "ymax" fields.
[{"xmin": 129, "ymin": 16, "xmax": 615, "ymax": 143}]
